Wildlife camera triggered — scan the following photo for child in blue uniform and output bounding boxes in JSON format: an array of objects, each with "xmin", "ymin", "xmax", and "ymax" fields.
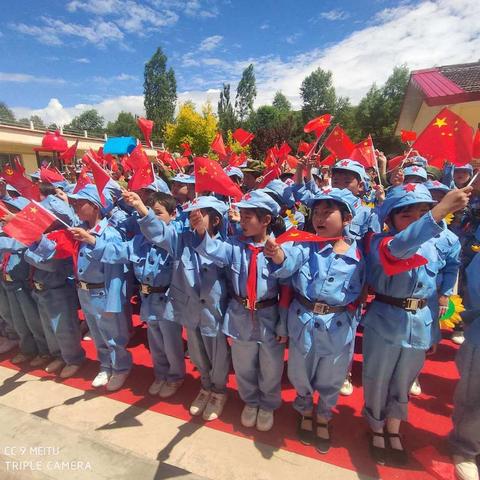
[
  {"xmin": 126, "ymin": 191, "xmax": 230, "ymax": 422},
  {"xmin": 264, "ymin": 188, "xmax": 365, "ymax": 453},
  {"xmin": 189, "ymin": 190, "xmax": 288, "ymax": 432},
  {"xmin": 362, "ymin": 182, "xmax": 470, "ymax": 466}
]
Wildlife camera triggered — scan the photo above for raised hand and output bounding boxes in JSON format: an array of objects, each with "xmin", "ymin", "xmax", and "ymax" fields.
[{"xmin": 69, "ymin": 227, "xmax": 96, "ymax": 245}]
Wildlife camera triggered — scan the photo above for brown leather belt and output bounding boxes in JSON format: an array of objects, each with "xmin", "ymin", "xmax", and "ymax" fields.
[
  {"xmin": 294, "ymin": 292, "xmax": 347, "ymax": 315},
  {"xmin": 139, "ymin": 284, "xmax": 169, "ymax": 295},
  {"xmin": 374, "ymin": 293, "xmax": 427, "ymax": 312},
  {"xmin": 76, "ymin": 281, "xmax": 105, "ymax": 290},
  {"xmin": 231, "ymin": 292, "xmax": 278, "ymax": 310}
]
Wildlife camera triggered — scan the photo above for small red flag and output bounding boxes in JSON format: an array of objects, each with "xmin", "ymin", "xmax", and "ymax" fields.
[
  {"xmin": 232, "ymin": 128, "xmax": 255, "ymax": 147},
  {"xmin": 350, "ymin": 135, "xmax": 376, "ymax": 168},
  {"xmin": 137, "ymin": 117, "xmax": 154, "ymax": 148},
  {"xmin": 127, "ymin": 144, "xmax": 150, "ymax": 170},
  {"xmin": 83, "ymin": 152, "xmax": 110, "ymax": 206},
  {"xmin": 286, "ymin": 155, "xmax": 299, "ymax": 168},
  {"xmin": 40, "ymin": 166, "xmax": 65, "ymax": 183},
  {"xmin": 128, "ymin": 163, "xmax": 155, "ymax": 191},
  {"xmin": 264, "ymin": 149, "xmax": 278, "ymax": 169},
  {"xmin": 0, "ymin": 200, "xmax": 10, "ymax": 219},
  {"xmin": 324, "ymin": 125, "xmax": 355, "ymax": 159},
  {"xmin": 73, "ymin": 165, "xmax": 92, "ymax": 194},
  {"xmin": 177, "ymin": 156, "xmax": 190, "ymax": 168},
  {"xmin": 412, "ymin": 107, "xmax": 473, "ymax": 166},
  {"xmin": 319, "ymin": 153, "xmax": 337, "ymax": 167},
  {"xmin": 473, "ymin": 129, "xmax": 480, "ymax": 158},
  {"xmin": 0, "ymin": 158, "xmax": 41, "ymax": 201},
  {"xmin": 258, "ymin": 164, "xmax": 281, "ymax": 188},
  {"xmin": 46, "ymin": 229, "xmax": 78, "ymax": 259},
  {"xmin": 297, "ymin": 141, "xmax": 311, "ymax": 155},
  {"xmin": 278, "ymin": 141, "xmax": 292, "ymax": 159},
  {"xmin": 180, "ymin": 142, "xmax": 192, "ymax": 157},
  {"xmin": 59, "ymin": 139, "xmax": 78, "ymax": 165},
  {"xmin": 211, "ymin": 132, "xmax": 227, "ymax": 157},
  {"xmin": 3, "ymin": 201, "xmax": 57, "ymax": 246},
  {"xmin": 401, "ymin": 130, "xmax": 417, "ymax": 143},
  {"xmin": 194, "ymin": 157, "xmax": 243, "ymax": 200},
  {"xmin": 276, "ymin": 228, "xmax": 341, "ymax": 244},
  {"xmin": 378, "ymin": 236, "xmax": 428, "ymax": 276},
  {"xmin": 304, "ymin": 114, "xmax": 332, "ymax": 137}
]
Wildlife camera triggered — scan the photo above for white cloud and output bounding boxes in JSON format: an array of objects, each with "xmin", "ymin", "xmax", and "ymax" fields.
[
  {"xmin": 259, "ymin": 22, "xmax": 269, "ymax": 30},
  {"xmin": 319, "ymin": 9, "xmax": 349, "ymax": 21},
  {"xmin": 285, "ymin": 33, "xmax": 301, "ymax": 44},
  {"xmin": 199, "ymin": 35, "xmax": 223, "ymax": 52},
  {"xmin": 0, "ymin": 72, "xmax": 66, "ymax": 85},
  {"xmin": 92, "ymin": 73, "xmax": 138, "ymax": 84},
  {"xmin": 74, "ymin": 58, "xmax": 91, "ymax": 63}
]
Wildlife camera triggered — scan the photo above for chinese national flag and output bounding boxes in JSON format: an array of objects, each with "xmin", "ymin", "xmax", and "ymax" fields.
[
  {"xmin": 194, "ymin": 157, "xmax": 243, "ymax": 200},
  {"xmin": 137, "ymin": 117, "xmax": 154, "ymax": 147},
  {"xmin": 304, "ymin": 114, "xmax": 332, "ymax": 137},
  {"xmin": 286, "ymin": 155, "xmax": 299, "ymax": 168},
  {"xmin": 232, "ymin": 128, "xmax": 255, "ymax": 146},
  {"xmin": 378, "ymin": 236, "xmax": 428, "ymax": 276},
  {"xmin": 0, "ymin": 200, "xmax": 10, "ymax": 219},
  {"xmin": 473, "ymin": 129, "xmax": 480, "ymax": 158},
  {"xmin": 412, "ymin": 108, "xmax": 473, "ymax": 166},
  {"xmin": 297, "ymin": 141, "xmax": 311, "ymax": 155},
  {"xmin": 40, "ymin": 166, "xmax": 65, "ymax": 183},
  {"xmin": 324, "ymin": 125, "xmax": 355, "ymax": 158},
  {"xmin": 258, "ymin": 164, "xmax": 281, "ymax": 188},
  {"xmin": 350, "ymin": 135, "xmax": 376, "ymax": 168},
  {"xmin": 401, "ymin": 130, "xmax": 417, "ymax": 143},
  {"xmin": 279, "ymin": 141, "xmax": 292, "ymax": 158},
  {"xmin": 211, "ymin": 132, "xmax": 227, "ymax": 157},
  {"xmin": 127, "ymin": 144, "xmax": 150, "ymax": 170},
  {"xmin": 83, "ymin": 152, "xmax": 110, "ymax": 206},
  {"xmin": 180, "ymin": 143, "xmax": 192, "ymax": 157},
  {"xmin": 3, "ymin": 201, "xmax": 57, "ymax": 246},
  {"xmin": 0, "ymin": 158, "xmax": 41, "ymax": 201},
  {"xmin": 73, "ymin": 165, "xmax": 92, "ymax": 193},
  {"xmin": 319, "ymin": 153, "xmax": 337, "ymax": 167},
  {"xmin": 128, "ymin": 163, "xmax": 155, "ymax": 191},
  {"xmin": 276, "ymin": 228, "xmax": 341, "ymax": 244},
  {"xmin": 59, "ymin": 139, "xmax": 78, "ymax": 165},
  {"xmin": 264, "ymin": 149, "xmax": 278, "ymax": 169}
]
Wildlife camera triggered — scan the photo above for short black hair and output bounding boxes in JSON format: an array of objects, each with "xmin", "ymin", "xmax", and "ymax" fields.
[
  {"xmin": 311, "ymin": 199, "xmax": 351, "ymax": 221},
  {"xmin": 203, "ymin": 207, "xmax": 223, "ymax": 236},
  {"xmin": 251, "ymin": 207, "xmax": 286, "ymax": 236},
  {"xmin": 145, "ymin": 192, "xmax": 176, "ymax": 215},
  {"xmin": 39, "ymin": 182, "xmax": 57, "ymax": 197}
]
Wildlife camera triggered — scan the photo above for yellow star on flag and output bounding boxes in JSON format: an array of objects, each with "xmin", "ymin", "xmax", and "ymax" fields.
[
  {"xmin": 433, "ymin": 117, "xmax": 447, "ymax": 128},
  {"xmin": 30, "ymin": 207, "xmax": 38, "ymax": 214},
  {"xmin": 198, "ymin": 167, "xmax": 208, "ymax": 175}
]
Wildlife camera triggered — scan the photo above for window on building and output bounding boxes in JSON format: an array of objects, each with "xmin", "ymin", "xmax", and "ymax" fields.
[{"xmin": 0, "ymin": 153, "xmax": 23, "ymax": 169}]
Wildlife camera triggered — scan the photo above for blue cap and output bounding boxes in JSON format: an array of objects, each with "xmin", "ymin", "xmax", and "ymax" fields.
[
  {"xmin": 404, "ymin": 165, "xmax": 427, "ymax": 181},
  {"xmin": 333, "ymin": 159, "xmax": 368, "ymax": 182},
  {"xmin": 51, "ymin": 180, "xmax": 71, "ymax": 191},
  {"xmin": 378, "ymin": 183, "xmax": 435, "ymax": 224},
  {"xmin": 172, "ymin": 173, "xmax": 195, "ymax": 184},
  {"xmin": 103, "ymin": 179, "xmax": 123, "ymax": 201},
  {"xmin": 144, "ymin": 177, "xmax": 171, "ymax": 194},
  {"xmin": 263, "ymin": 179, "xmax": 295, "ymax": 208},
  {"xmin": 67, "ymin": 184, "xmax": 104, "ymax": 209},
  {"xmin": 224, "ymin": 166, "xmax": 244, "ymax": 181},
  {"xmin": 303, "ymin": 187, "xmax": 359, "ymax": 217},
  {"xmin": 408, "ymin": 155, "xmax": 428, "ymax": 168},
  {"xmin": 28, "ymin": 169, "xmax": 41, "ymax": 180},
  {"xmin": 425, "ymin": 179, "xmax": 450, "ymax": 193},
  {"xmin": 6, "ymin": 184, "xmax": 19, "ymax": 194},
  {"xmin": 40, "ymin": 195, "xmax": 76, "ymax": 226},
  {"xmin": 454, "ymin": 163, "xmax": 473, "ymax": 174},
  {"xmin": 182, "ymin": 196, "xmax": 229, "ymax": 216},
  {"xmin": 2, "ymin": 196, "xmax": 29, "ymax": 211},
  {"xmin": 234, "ymin": 189, "xmax": 281, "ymax": 216}
]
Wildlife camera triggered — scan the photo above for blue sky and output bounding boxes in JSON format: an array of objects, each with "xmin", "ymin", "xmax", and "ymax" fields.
[{"xmin": 1, "ymin": 0, "xmax": 479, "ymax": 125}]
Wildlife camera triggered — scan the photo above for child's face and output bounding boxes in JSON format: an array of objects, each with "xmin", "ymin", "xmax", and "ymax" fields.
[
  {"xmin": 171, "ymin": 182, "xmax": 189, "ymax": 202},
  {"xmin": 72, "ymin": 199, "xmax": 98, "ymax": 222},
  {"xmin": 404, "ymin": 175, "xmax": 424, "ymax": 184},
  {"xmin": 189, "ymin": 208, "xmax": 219, "ymax": 236},
  {"xmin": 391, "ymin": 202, "xmax": 431, "ymax": 231},
  {"xmin": 454, "ymin": 170, "xmax": 471, "ymax": 187},
  {"xmin": 332, "ymin": 171, "xmax": 363, "ymax": 196},
  {"xmin": 430, "ymin": 190, "xmax": 446, "ymax": 203},
  {"xmin": 243, "ymin": 173, "xmax": 258, "ymax": 191},
  {"xmin": 152, "ymin": 202, "xmax": 175, "ymax": 224},
  {"xmin": 239, "ymin": 208, "xmax": 270, "ymax": 238},
  {"xmin": 311, "ymin": 201, "xmax": 348, "ymax": 237}
]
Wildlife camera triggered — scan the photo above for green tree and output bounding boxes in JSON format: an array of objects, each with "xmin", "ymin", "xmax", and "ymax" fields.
[
  {"xmin": 66, "ymin": 109, "xmax": 104, "ymax": 135},
  {"xmin": 235, "ymin": 64, "xmax": 256, "ymax": 123},
  {"xmin": 19, "ymin": 115, "xmax": 45, "ymax": 128},
  {"xmin": 144, "ymin": 47, "xmax": 177, "ymax": 141},
  {"xmin": 272, "ymin": 91, "xmax": 291, "ymax": 114},
  {"xmin": 0, "ymin": 102, "xmax": 15, "ymax": 122},
  {"xmin": 164, "ymin": 101, "xmax": 218, "ymax": 155},
  {"xmin": 218, "ymin": 83, "xmax": 236, "ymax": 132},
  {"xmin": 300, "ymin": 68, "xmax": 337, "ymax": 122},
  {"xmin": 106, "ymin": 112, "xmax": 141, "ymax": 137}
]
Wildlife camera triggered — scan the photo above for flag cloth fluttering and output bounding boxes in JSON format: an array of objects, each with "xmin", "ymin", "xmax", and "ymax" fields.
[{"xmin": 194, "ymin": 157, "xmax": 243, "ymax": 200}]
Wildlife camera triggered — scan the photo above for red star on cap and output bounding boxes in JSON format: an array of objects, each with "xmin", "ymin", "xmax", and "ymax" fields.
[
  {"xmin": 412, "ymin": 166, "xmax": 420, "ymax": 172},
  {"xmin": 322, "ymin": 188, "xmax": 332, "ymax": 194},
  {"xmin": 244, "ymin": 193, "xmax": 252, "ymax": 200},
  {"xmin": 339, "ymin": 160, "xmax": 350, "ymax": 167},
  {"xmin": 403, "ymin": 183, "xmax": 417, "ymax": 192}
]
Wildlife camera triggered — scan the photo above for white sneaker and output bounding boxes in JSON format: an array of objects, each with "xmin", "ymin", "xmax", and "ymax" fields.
[
  {"xmin": 453, "ymin": 454, "xmax": 479, "ymax": 480},
  {"xmin": 159, "ymin": 380, "xmax": 184, "ymax": 398},
  {"xmin": 148, "ymin": 379, "xmax": 165, "ymax": 396},
  {"xmin": 410, "ymin": 377, "xmax": 422, "ymax": 396},
  {"xmin": 91, "ymin": 371, "xmax": 110, "ymax": 388},
  {"xmin": 202, "ymin": 392, "xmax": 227, "ymax": 421},
  {"xmin": 0, "ymin": 338, "xmax": 18, "ymax": 354},
  {"xmin": 106, "ymin": 372, "xmax": 129, "ymax": 392},
  {"xmin": 190, "ymin": 389, "xmax": 211, "ymax": 416},
  {"xmin": 340, "ymin": 375, "xmax": 354, "ymax": 396},
  {"xmin": 45, "ymin": 359, "xmax": 66, "ymax": 373},
  {"xmin": 452, "ymin": 331, "xmax": 465, "ymax": 345},
  {"xmin": 241, "ymin": 405, "xmax": 258, "ymax": 428},
  {"xmin": 256, "ymin": 409, "xmax": 274, "ymax": 432}
]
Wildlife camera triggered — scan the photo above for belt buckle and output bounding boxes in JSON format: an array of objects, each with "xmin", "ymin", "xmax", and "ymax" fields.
[
  {"xmin": 405, "ymin": 298, "xmax": 420, "ymax": 311},
  {"xmin": 140, "ymin": 284, "xmax": 151, "ymax": 295},
  {"xmin": 78, "ymin": 281, "xmax": 88, "ymax": 290},
  {"xmin": 313, "ymin": 302, "xmax": 329, "ymax": 315},
  {"xmin": 244, "ymin": 298, "xmax": 257, "ymax": 310},
  {"xmin": 4, "ymin": 274, "xmax": 12, "ymax": 282},
  {"xmin": 34, "ymin": 282, "xmax": 44, "ymax": 291}
]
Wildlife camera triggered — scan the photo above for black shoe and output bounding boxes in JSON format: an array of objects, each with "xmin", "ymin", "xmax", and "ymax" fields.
[
  {"xmin": 315, "ymin": 422, "xmax": 331, "ymax": 454},
  {"xmin": 368, "ymin": 431, "xmax": 387, "ymax": 465},
  {"xmin": 297, "ymin": 414, "xmax": 314, "ymax": 446},
  {"xmin": 386, "ymin": 432, "xmax": 408, "ymax": 466}
]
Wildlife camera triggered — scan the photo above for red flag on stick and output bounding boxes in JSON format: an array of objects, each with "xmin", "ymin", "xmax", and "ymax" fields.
[
  {"xmin": 3, "ymin": 201, "xmax": 57, "ymax": 246},
  {"xmin": 324, "ymin": 125, "xmax": 355, "ymax": 158},
  {"xmin": 304, "ymin": 114, "xmax": 332, "ymax": 137},
  {"xmin": 473, "ymin": 129, "xmax": 480, "ymax": 158},
  {"xmin": 401, "ymin": 130, "xmax": 417, "ymax": 143},
  {"xmin": 194, "ymin": 157, "xmax": 243, "ymax": 200},
  {"xmin": 0, "ymin": 158, "xmax": 40, "ymax": 201},
  {"xmin": 350, "ymin": 135, "xmax": 376, "ymax": 168},
  {"xmin": 59, "ymin": 139, "xmax": 78, "ymax": 165},
  {"xmin": 276, "ymin": 228, "xmax": 341, "ymax": 244},
  {"xmin": 128, "ymin": 163, "xmax": 155, "ymax": 191},
  {"xmin": 40, "ymin": 166, "xmax": 65, "ymax": 183},
  {"xmin": 137, "ymin": 117, "xmax": 154, "ymax": 147},
  {"xmin": 319, "ymin": 153, "xmax": 337, "ymax": 167},
  {"xmin": 127, "ymin": 144, "xmax": 150, "ymax": 170},
  {"xmin": 258, "ymin": 164, "xmax": 281, "ymax": 188},
  {"xmin": 83, "ymin": 152, "xmax": 110, "ymax": 206},
  {"xmin": 73, "ymin": 165, "xmax": 92, "ymax": 194},
  {"xmin": 180, "ymin": 143, "xmax": 192, "ymax": 157},
  {"xmin": 232, "ymin": 128, "xmax": 255, "ymax": 147},
  {"xmin": 297, "ymin": 141, "xmax": 311, "ymax": 155},
  {"xmin": 211, "ymin": 132, "xmax": 227, "ymax": 157}
]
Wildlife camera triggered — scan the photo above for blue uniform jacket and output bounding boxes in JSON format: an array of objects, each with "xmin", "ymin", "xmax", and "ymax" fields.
[{"xmin": 465, "ymin": 252, "xmax": 480, "ymax": 346}]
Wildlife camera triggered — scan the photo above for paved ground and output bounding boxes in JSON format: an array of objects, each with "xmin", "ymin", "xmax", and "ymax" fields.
[{"xmin": 0, "ymin": 366, "xmax": 373, "ymax": 480}]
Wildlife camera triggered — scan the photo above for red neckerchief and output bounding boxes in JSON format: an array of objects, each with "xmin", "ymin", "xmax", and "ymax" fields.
[{"xmin": 246, "ymin": 244, "xmax": 264, "ymax": 312}]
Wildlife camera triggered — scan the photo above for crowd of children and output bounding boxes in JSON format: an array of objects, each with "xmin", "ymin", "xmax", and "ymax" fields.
[{"xmin": 0, "ymin": 151, "xmax": 479, "ymax": 479}]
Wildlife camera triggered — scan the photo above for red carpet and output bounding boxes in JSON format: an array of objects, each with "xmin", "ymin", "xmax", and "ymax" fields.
[{"xmin": 0, "ymin": 316, "xmax": 460, "ymax": 480}]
